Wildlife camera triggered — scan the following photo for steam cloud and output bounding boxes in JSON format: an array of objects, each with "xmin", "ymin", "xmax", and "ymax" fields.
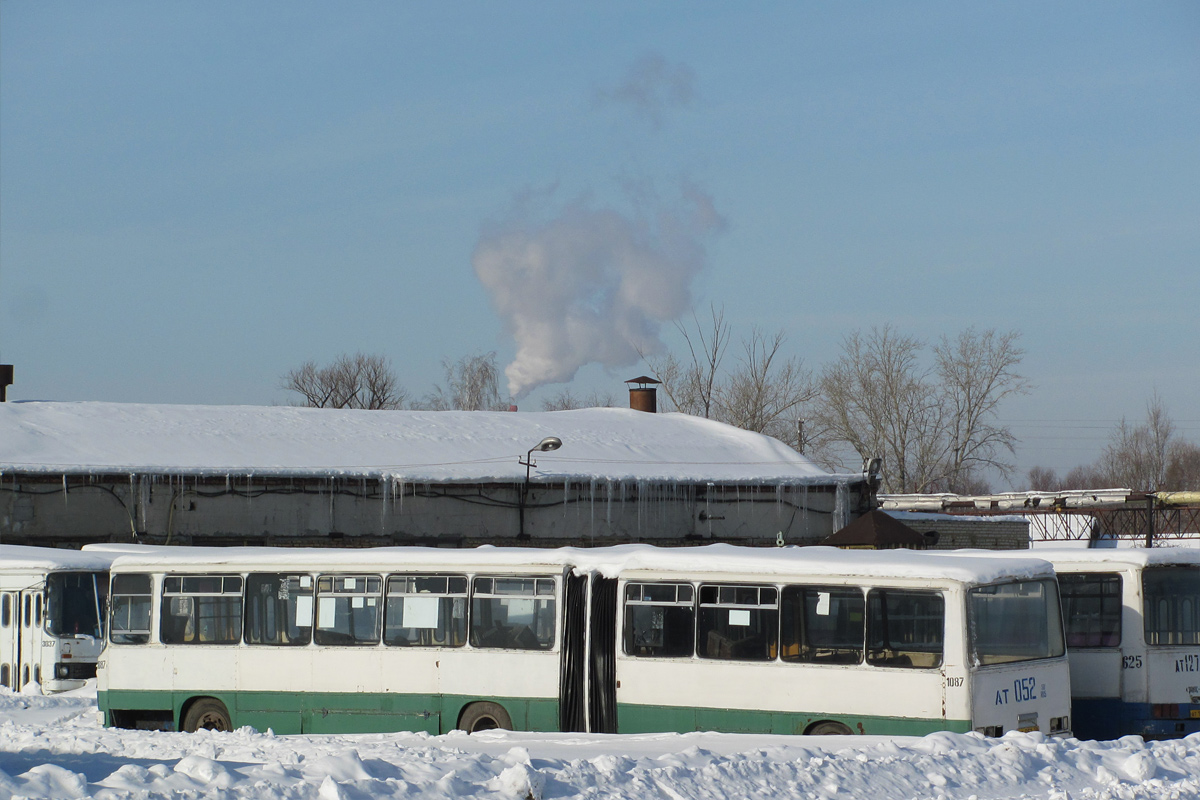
[
  {"xmin": 473, "ymin": 186, "xmax": 724, "ymax": 399},
  {"xmin": 595, "ymin": 55, "xmax": 696, "ymax": 129}
]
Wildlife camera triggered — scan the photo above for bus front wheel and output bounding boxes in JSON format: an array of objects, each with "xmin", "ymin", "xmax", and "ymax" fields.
[
  {"xmin": 182, "ymin": 698, "xmax": 232, "ymax": 733},
  {"xmin": 807, "ymin": 720, "xmax": 852, "ymax": 736},
  {"xmin": 459, "ymin": 702, "xmax": 513, "ymax": 733}
]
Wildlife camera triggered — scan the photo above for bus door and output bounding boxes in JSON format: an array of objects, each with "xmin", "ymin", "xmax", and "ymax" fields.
[
  {"xmin": 1, "ymin": 591, "xmax": 17, "ymax": 688},
  {"xmin": 18, "ymin": 590, "xmax": 43, "ymax": 688},
  {"xmin": 559, "ymin": 573, "xmax": 618, "ymax": 734}
]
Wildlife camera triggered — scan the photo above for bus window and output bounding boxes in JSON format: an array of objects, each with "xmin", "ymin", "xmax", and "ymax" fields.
[
  {"xmin": 314, "ymin": 575, "xmax": 382, "ymax": 646},
  {"xmin": 245, "ymin": 574, "xmax": 314, "ymax": 646},
  {"xmin": 780, "ymin": 586, "xmax": 863, "ymax": 665},
  {"xmin": 470, "ymin": 577, "xmax": 556, "ymax": 650},
  {"xmin": 46, "ymin": 572, "xmax": 106, "ymax": 639},
  {"xmin": 1059, "ymin": 573, "xmax": 1122, "ymax": 648},
  {"xmin": 110, "ymin": 574, "xmax": 153, "ymax": 645},
  {"xmin": 1, "ymin": 593, "xmax": 9, "ymax": 627},
  {"xmin": 623, "ymin": 582, "xmax": 695, "ymax": 658},
  {"xmin": 698, "ymin": 585, "xmax": 778, "ymax": 661},
  {"xmin": 1143, "ymin": 566, "xmax": 1200, "ymax": 646},
  {"xmin": 867, "ymin": 590, "xmax": 944, "ymax": 668},
  {"xmin": 161, "ymin": 576, "xmax": 243, "ymax": 645},
  {"xmin": 384, "ymin": 574, "xmax": 467, "ymax": 647},
  {"xmin": 969, "ymin": 579, "xmax": 1065, "ymax": 666}
]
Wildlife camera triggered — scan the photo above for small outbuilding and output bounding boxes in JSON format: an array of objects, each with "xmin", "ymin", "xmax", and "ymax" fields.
[{"xmin": 823, "ymin": 509, "xmax": 927, "ymax": 550}]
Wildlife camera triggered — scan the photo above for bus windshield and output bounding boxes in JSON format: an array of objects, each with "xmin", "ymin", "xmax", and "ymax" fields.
[
  {"xmin": 968, "ymin": 579, "xmax": 1065, "ymax": 666},
  {"xmin": 1143, "ymin": 566, "xmax": 1200, "ymax": 646},
  {"xmin": 45, "ymin": 571, "xmax": 108, "ymax": 638}
]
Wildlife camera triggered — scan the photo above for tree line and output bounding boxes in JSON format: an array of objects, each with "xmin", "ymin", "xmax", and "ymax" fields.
[{"xmin": 281, "ymin": 313, "xmax": 1198, "ymax": 494}]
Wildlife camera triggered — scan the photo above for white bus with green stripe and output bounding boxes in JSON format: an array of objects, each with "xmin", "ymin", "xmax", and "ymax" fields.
[
  {"xmin": 96, "ymin": 544, "xmax": 1071, "ymax": 737},
  {"xmin": 1, "ymin": 545, "xmax": 112, "ymax": 693}
]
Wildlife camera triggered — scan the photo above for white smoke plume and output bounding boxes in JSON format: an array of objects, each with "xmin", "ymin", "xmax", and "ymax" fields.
[
  {"xmin": 473, "ymin": 185, "xmax": 725, "ymax": 399},
  {"xmin": 595, "ymin": 54, "xmax": 696, "ymax": 129}
]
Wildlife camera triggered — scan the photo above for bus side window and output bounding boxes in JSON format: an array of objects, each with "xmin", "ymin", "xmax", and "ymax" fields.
[
  {"xmin": 623, "ymin": 582, "xmax": 695, "ymax": 658},
  {"xmin": 1, "ymin": 593, "xmax": 10, "ymax": 627},
  {"xmin": 697, "ymin": 585, "xmax": 778, "ymax": 661},
  {"xmin": 160, "ymin": 575, "xmax": 243, "ymax": 645},
  {"xmin": 867, "ymin": 590, "xmax": 944, "ymax": 668},
  {"xmin": 1143, "ymin": 566, "xmax": 1200, "ymax": 646},
  {"xmin": 110, "ymin": 574, "xmax": 153, "ymax": 645},
  {"xmin": 469, "ymin": 576, "xmax": 556, "ymax": 650},
  {"xmin": 245, "ymin": 574, "xmax": 313, "ymax": 646},
  {"xmin": 314, "ymin": 575, "xmax": 382, "ymax": 646},
  {"xmin": 384, "ymin": 574, "xmax": 467, "ymax": 647},
  {"xmin": 780, "ymin": 586, "xmax": 864, "ymax": 665},
  {"xmin": 1059, "ymin": 573, "xmax": 1122, "ymax": 648}
]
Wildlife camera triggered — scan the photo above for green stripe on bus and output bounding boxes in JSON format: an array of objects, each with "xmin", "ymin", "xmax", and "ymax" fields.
[
  {"xmin": 100, "ymin": 690, "xmax": 969, "ymax": 737},
  {"xmin": 616, "ymin": 703, "xmax": 972, "ymax": 736}
]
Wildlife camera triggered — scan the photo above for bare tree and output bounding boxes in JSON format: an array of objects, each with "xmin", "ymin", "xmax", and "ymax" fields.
[
  {"xmin": 540, "ymin": 388, "xmax": 617, "ymax": 411},
  {"xmin": 716, "ymin": 327, "xmax": 817, "ymax": 447},
  {"xmin": 934, "ymin": 328, "xmax": 1030, "ymax": 490},
  {"xmin": 1097, "ymin": 393, "xmax": 1178, "ymax": 490},
  {"xmin": 641, "ymin": 305, "xmax": 818, "ymax": 454},
  {"xmin": 281, "ymin": 353, "xmax": 406, "ymax": 410},
  {"xmin": 420, "ymin": 352, "xmax": 511, "ymax": 411},
  {"xmin": 644, "ymin": 305, "xmax": 731, "ymax": 418},
  {"xmin": 814, "ymin": 326, "xmax": 1028, "ymax": 493}
]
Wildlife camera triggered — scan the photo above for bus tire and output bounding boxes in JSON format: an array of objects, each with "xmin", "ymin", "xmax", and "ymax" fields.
[
  {"xmin": 182, "ymin": 698, "xmax": 232, "ymax": 733},
  {"xmin": 807, "ymin": 720, "xmax": 853, "ymax": 736},
  {"xmin": 459, "ymin": 702, "xmax": 513, "ymax": 733}
]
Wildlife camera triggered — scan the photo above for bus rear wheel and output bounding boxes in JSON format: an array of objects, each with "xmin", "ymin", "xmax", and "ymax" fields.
[
  {"xmin": 182, "ymin": 698, "xmax": 232, "ymax": 733},
  {"xmin": 807, "ymin": 720, "xmax": 853, "ymax": 736},
  {"xmin": 459, "ymin": 702, "xmax": 513, "ymax": 733}
]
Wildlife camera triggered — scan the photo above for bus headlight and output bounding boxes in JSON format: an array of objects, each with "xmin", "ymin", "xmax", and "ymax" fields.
[
  {"xmin": 1050, "ymin": 716, "xmax": 1069, "ymax": 733},
  {"xmin": 56, "ymin": 664, "xmax": 71, "ymax": 679}
]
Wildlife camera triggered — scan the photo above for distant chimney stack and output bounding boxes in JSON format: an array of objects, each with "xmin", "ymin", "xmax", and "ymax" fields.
[
  {"xmin": 0, "ymin": 364, "xmax": 12, "ymax": 402},
  {"xmin": 625, "ymin": 375, "xmax": 660, "ymax": 413}
]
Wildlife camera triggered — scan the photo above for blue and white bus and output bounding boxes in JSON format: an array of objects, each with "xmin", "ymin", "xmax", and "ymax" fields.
[{"xmin": 1033, "ymin": 547, "xmax": 1200, "ymax": 739}]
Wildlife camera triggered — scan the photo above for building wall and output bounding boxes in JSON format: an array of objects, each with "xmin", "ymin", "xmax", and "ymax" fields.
[
  {"xmin": 892, "ymin": 515, "xmax": 1030, "ymax": 550},
  {"xmin": 1, "ymin": 473, "xmax": 867, "ymax": 549}
]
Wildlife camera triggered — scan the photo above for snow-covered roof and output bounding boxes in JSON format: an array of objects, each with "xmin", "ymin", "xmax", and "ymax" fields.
[
  {"xmin": 0, "ymin": 401, "xmax": 851, "ymax": 485},
  {"xmin": 92, "ymin": 542, "xmax": 1054, "ymax": 585},
  {"xmin": 0, "ymin": 544, "xmax": 116, "ymax": 572},
  {"xmin": 1017, "ymin": 546, "xmax": 1200, "ymax": 569}
]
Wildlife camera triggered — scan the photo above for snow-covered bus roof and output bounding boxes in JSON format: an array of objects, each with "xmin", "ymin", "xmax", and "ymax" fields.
[
  {"xmin": 1004, "ymin": 546, "xmax": 1200, "ymax": 570},
  {"xmin": 0, "ymin": 544, "xmax": 116, "ymax": 572},
  {"xmin": 1, "ymin": 401, "xmax": 853, "ymax": 485},
  {"xmin": 97, "ymin": 543, "xmax": 1054, "ymax": 586}
]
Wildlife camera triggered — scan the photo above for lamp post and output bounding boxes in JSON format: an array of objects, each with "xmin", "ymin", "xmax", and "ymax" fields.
[{"xmin": 518, "ymin": 437, "xmax": 562, "ymax": 540}]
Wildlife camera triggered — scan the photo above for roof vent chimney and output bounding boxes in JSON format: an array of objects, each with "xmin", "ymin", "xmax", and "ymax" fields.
[
  {"xmin": 0, "ymin": 364, "xmax": 12, "ymax": 402},
  {"xmin": 626, "ymin": 375, "xmax": 660, "ymax": 413}
]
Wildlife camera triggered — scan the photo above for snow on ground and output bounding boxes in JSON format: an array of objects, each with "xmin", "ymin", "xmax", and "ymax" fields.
[{"xmin": 2, "ymin": 686, "xmax": 1198, "ymax": 799}]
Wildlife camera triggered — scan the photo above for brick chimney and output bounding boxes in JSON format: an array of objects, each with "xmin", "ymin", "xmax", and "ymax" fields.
[{"xmin": 625, "ymin": 375, "xmax": 660, "ymax": 413}]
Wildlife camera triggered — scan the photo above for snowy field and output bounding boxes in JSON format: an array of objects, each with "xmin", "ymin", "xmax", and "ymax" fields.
[{"xmin": 2, "ymin": 686, "xmax": 1198, "ymax": 799}]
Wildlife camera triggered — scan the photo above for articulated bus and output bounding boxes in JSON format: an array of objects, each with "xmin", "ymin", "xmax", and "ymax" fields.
[
  {"xmin": 97, "ymin": 544, "xmax": 1071, "ymax": 737},
  {"xmin": 1031, "ymin": 547, "xmax": 1200, "ymax": 739},
  {"xmin": 0, "ymin": 545, "xmax": 113, "ymax": 693}
]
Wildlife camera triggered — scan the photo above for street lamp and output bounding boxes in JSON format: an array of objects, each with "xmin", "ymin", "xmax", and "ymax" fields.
[{"xmin": 518, "ymin": 437, "xmax": 562, "ymax": 540}]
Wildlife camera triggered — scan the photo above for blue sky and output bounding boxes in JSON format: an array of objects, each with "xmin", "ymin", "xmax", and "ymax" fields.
[{"xmin": 2, "ymin": 2, "xmax": 1197, "ymax": 484}]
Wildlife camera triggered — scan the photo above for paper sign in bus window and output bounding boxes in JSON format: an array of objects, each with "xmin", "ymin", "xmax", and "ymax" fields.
[
  {"xmin": 403, "ymin": 596, "xmax": 440, "ymax": 629},
  {"xmin": 294, "ymin": 595, "xmax": 313, "ymax": 627},
  {"xmin": 352, "ymin": 597, "xmax": 364, "ymax": 609},
  {"xmin": 816, "ymin": 592, "xmax": 831, "ymax": 616},
  {"xmin": 729, "ymin": 609, "xmax": 751, "ymax": 627},
  {"xmin": 318, "ymin": 597, "xmax": 337, "ymax": 628}
]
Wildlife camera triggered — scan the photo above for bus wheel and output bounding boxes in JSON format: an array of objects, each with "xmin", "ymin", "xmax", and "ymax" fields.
[
  {"xmin": 182, "ymin": 698, "xmax": 232, "ymax": 733},
  {"xmin": 807, "ymin": 720, "xmax": 852, "ymax": 736},
  {"xmin": 459, "ymin": 702, "xmax": 513, "ymax": 733}
]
